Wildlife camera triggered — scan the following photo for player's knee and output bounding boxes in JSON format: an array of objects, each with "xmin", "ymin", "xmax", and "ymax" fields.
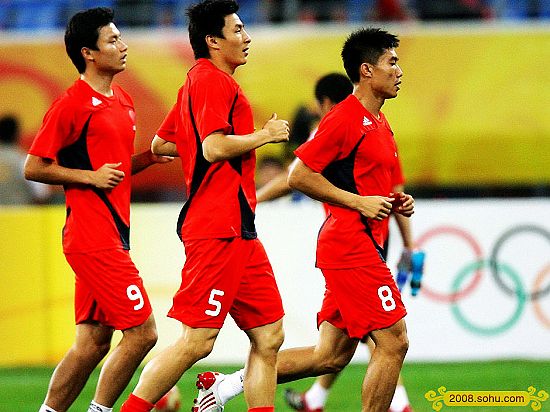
[
  {"xmin": 251, "ymin": 324, "xmax": 285, "ymax": 355},
  {"xmin": 74, "ymin": 338, "xmax": 111, "ymax": 361}
]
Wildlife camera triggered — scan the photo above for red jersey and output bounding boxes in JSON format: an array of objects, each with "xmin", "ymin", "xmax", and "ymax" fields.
[
  {"xmin": 295, "ymin": 94, "xmax": 404, "ymax": 269},
  {"xmin": 29, "ymin": 79, "xmax": 136, "ymax": 253},
  {"xmin": 157, "ymin": 59, "xmax": 257, "ymax": 241}
]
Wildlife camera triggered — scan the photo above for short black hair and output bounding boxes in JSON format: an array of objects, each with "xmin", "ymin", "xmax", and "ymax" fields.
[
  {"xmin": 186, "ymin": 0, "xmax": 239, "ymax": 59},
  {"xmin": 341, "ymin": 28, "xmax": 399, "ymax": 83},
  {"xmin": 0, "ymin": 115, "xmax": 19, "ymax": 144},
  {"xmin": 65, "ymin": 7, "xmax": 114, "ymax": 74},
  {"xmin": 314, "ymin": 72, "xmax": 353, "ymax": 105}
]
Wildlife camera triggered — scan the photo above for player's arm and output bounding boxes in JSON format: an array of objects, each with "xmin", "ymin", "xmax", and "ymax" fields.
[
  {"xmin": 151, "ymin": 135, "xmax": 178, "ymax": 157},
  {"xmin": 391, "ymin": 184, "xmax": 414, "ymax": 249},
  {"xmin": 256, "ymin": 169, "xmax": 292, "ymax": 203},
  {"xmin": 24, "ymin": 154, "xmax": 124, "ymax": 189},
  {"xmin": 202, "ymin": 113, "xmax": 289, "ymax": 163},
  {"xmin": 288, "ymin": 158, "xmax": 394, "ymax": 221},
  {"xmin": 131, "ymin": 148, "xmax": 173, "ymax": 175}
]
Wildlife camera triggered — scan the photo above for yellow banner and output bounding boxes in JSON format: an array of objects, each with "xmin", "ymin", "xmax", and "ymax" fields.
[{"xmin": 1, "ymin": 26, "xmax": 549, "ymax": 186}]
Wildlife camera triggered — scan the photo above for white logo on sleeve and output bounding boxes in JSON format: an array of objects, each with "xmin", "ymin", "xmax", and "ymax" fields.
[
  {"xmin": 363, "ymin": 116, "xmax": 372, "ymax": 126},
  {"xmin": 92, "ymin": 97, "xmax": 102, "ymax": 107}
]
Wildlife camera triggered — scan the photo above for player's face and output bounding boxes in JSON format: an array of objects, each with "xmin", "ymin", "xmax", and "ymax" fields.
[
  {"xmin": 90, "ymin": 23, "xmax": 128, "ymax": 75},
  {"xmin": 218, "ymin": 13, "xmax": 251, "ymax": 71},
  {"xmin": 370, "ymin": 48, "xmax": 403, "ymax": 99}
]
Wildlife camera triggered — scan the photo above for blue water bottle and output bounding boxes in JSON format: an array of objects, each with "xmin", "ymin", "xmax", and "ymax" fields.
[
  {"xmin": 410, "ymin": 250, "xmax": 426, "ymax": 297},
  {"xmin": 396, "ymin": 250, "xmax": 411, "ymax": 292}
]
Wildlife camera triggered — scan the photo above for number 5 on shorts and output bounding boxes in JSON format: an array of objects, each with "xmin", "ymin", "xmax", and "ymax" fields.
[
  {"xmin": 378, "ymin": 285, "xmax": 396, "ymax": 311},
  {"xmin": 205, "ymin": 289, "xmax": 225, "ymax": 316}
]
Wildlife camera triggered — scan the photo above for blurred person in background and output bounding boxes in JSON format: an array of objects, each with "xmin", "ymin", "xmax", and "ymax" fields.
[
  {"xmin": 120, "ymin": 0, "xmax": 289, "ymax": 411},
  {"xmin": 0, "ymin": 114, "xmax": 51, "ymax": 204},
  {"xmin": 24, "ymin": 8, "xmax": 172, "ymax": 412}
]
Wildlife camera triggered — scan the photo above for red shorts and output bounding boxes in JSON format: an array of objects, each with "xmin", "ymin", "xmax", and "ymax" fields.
[
  {"xmin": 169, "ymin": 237, "xmax": 284, "ymax": 330},
  {"xmin": 318, "ymin": 262, "xmax": 406, "ymax": 340},
  {"xmin": 65, "ymin": 249, "xmax": 152, "ymax": 330}
]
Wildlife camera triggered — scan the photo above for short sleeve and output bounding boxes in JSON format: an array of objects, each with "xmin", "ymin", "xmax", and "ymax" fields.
[
  {"xmin": 29, "ymin": 99, "xmax": 74, "ymax": 160},
  {"xmin": 156, "ymin": 103, "xmax": 178, "ymax": 143},
  {"xmin": 294, "ymin": 114, "xmax": 348, "ymax": 173},
  {"xmin": 190, "ymin": 72, "xmax": 236, "ymax": 141}
]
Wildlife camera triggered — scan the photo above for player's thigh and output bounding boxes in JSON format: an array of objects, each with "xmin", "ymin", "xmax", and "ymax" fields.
[
  {"xmin": 67, "ymin": 249, "xmax": 152, "ymax": 330},
  {"xmin": 316, "ymin": 321, "xmax": 358, "ymax": 361},
  {"xmin": 323, "ymin": 264, "xmax": 406, "ymax": 339},
  {"xmin": 169, "ymin": 238, "xmax": 247, "ymax": 328},
  {"xmin": 231, "ymin": 238, "xmax": 284, "ymax": 330}
]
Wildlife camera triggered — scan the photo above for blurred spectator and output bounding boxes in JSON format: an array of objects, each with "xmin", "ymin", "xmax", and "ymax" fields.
[
  {"xmin": 1, "ymin": 0, "xmax": 549, "ymax": 29},
  {"xmin": 412, "ymin": 0, "xmax": 490, "ymax": 20},
  {"xmin": 256, "ymin": 155, "xmax": 285, "ymax": 189},
  {"xmin": 0, "ymin": 114, "xmax": 51, "ymax": 205}
]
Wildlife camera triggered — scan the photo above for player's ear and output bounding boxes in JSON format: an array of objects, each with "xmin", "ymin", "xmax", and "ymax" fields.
[
  {"xmin": 205, "ymin": 34, "xmax": 220, "ymax": 51},
  {"xmin": 360, "ymin": 62, "xmax": 373, "ymax": 79},
  {"xmin": 81, "ymin": 47, "xmax": 95, "ymax": 63}
]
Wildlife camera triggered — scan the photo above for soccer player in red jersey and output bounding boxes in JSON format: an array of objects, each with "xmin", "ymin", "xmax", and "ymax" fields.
[
  {"xmin": 24, "ymin": 8, "xmax": 172, "ymax": 412},
  {"xmin": 120, "ymin": 1, "xmax": 289, "ymax": 412},
  {"xmin": 286, "ymin": 27, "xmax": 414, "ymax": 412}
]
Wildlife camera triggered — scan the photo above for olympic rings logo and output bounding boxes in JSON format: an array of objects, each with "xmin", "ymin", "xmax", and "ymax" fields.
[{"xmin": 415, "ymin": 225, "xmax": 550, "ymax": 336}]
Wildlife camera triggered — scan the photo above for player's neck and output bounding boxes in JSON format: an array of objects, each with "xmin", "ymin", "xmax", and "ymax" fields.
[
  {"xmin": 353, "ymin": 88, "xmax": 384, "ymax": 119},
  {"xmin": 208, "ymin": 56, "xmax": 238, "ymax": 76},
  {"xmin": 80, "ymin": 71, "xmax": 115, "ymax": 97}
]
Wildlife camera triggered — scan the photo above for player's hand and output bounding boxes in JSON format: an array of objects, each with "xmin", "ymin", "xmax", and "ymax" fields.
[
  {"xmin": 390, "ymin": 191, "xmax": 415, "ymax": 217},
  {"xmin": 262, "ymin": 113, "xmax": 290, "ymax": 143},
  {"xmin": 91, "ymin": 162, "xmax": 125, "ymax": 189},
  {"xmin": 356, "ymin": 195, "xmax": 394, "ymax": 221}
]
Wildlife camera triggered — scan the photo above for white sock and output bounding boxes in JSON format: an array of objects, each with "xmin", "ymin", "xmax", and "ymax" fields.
[
  {"xmin": 217, "ymin": 368, "xmax": 245, "ymax": 404},
  {"xmin": 39, "ymin": 405, "xmax": 58, "ymax": 412},
  {"xmin": 304, "ymin": 381, "xmax": 329, "ymax": 409},
  {"xmin": 88, "ymin": 400, "xmax": 113, "ymax": 412},
  {"xmin": 389, "ymin": 384, "xmax": 410, "ymax": 411}
]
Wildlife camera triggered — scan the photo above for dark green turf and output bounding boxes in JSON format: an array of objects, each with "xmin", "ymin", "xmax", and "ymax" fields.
[{"xmin": 1, "ymin": 361, "xmax": 548, "ymax": 411}]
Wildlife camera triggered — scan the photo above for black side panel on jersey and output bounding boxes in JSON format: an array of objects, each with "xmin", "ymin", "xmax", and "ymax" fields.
[
  {"xmin": 321, "ymin": 134, "xmax": 386, "ymax": 261},
  {"xmin": 57, "ymin": 114, "xmax": 131, "ymax": 250},
  {"xmin": 227, "ymin": 92, "xmax": 257, "ymax": 240},
  {"xmin": 176, "ymin": 93, "xmax": 212, "ymax": 241}
]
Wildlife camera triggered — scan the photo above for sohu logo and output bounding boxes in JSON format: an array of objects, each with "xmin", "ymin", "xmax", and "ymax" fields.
[{"xmin": 415, "ymin": 224, "xmax": 550, "ymax": 335}]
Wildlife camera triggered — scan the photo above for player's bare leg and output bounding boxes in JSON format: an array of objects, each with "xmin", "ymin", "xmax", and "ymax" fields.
[
  {"xmin": 43, "ymin": 323, "xmax": 113, "ymax": 412},
  {"xmin": 131, "ymin": 325, "xmax": 220, "ymax": 404},
  {"xmin": 276, "ymin": 321, "xmax": 358, "ymax": 383},
  {"xmin": 362, "ymin": 319, "xmax": 408, "ymax": 412},
  {"xmin": 93, "ymin": 315, "xmax": 157, "ymax": 407},
  {"xmin": 243, "ymin": 319, "xmax": 284, "ymax": 408}
]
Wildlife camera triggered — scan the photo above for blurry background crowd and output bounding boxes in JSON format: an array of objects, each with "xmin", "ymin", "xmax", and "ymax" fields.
[{"xmin": 0, "ymin": 0, "xmax": 549, "ymax": 30}]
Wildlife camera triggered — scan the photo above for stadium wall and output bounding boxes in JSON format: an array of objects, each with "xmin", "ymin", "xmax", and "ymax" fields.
[
  {"xmin": 1, "ymin": 199, "xmax": 549, "ymax": 366},
  {"xmin": 1, "ymin": 24, "xmax": 549, "ymax": 191}
]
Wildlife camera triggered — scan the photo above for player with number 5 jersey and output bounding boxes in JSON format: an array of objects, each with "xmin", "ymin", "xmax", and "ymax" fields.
[{"xmin": 120, "ymin": 1, "xmax": 288, "ymax": 412}]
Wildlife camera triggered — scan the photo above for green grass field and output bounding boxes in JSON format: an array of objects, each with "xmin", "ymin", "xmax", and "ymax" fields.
[{"xmin": 1, "ymin": 361, "xmax": 549, "ymax": 412}]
